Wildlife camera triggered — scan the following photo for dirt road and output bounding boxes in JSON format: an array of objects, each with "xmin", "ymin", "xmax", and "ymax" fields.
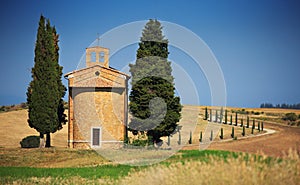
[{"xmin": 206, "ymin": 121, "xmax": 300, "ymax": 157}]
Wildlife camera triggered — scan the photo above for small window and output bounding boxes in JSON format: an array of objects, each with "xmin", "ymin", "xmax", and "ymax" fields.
[
  {"xmin": 99, "ymin": 52, "xmax": 105, "ymax": 62},
  {"xmin": 91, "ymin": 52, "xmax": 97, "ymax": 62}
]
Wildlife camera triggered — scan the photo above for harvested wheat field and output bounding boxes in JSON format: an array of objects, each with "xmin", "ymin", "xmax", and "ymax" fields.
[
  {"xmin": 0, "ymin": 109, "xmax": 68, "ymax": 148},
  {"xmin": 182, "ymin": 106, "xmax": 300, "ymax": 157},
  {"xmin": 0, "ymin": 106, "xmax": 300, "ymax": 158}
]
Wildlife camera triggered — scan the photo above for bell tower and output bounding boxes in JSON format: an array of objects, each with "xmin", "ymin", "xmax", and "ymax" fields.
[{"xmin": 85, "ymin": 46, "xmax": 109, "ymax": 68}]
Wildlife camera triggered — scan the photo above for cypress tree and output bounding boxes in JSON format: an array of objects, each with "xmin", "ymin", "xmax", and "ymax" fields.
[
  {"xmin": 199, "ymin": 131, "xmax": 202, "ymax": 142},
  {"xmin": 210, "ymin": 130, "xmax": 213, "ymax": 141},
  {"xmin": 230, "ymin": 115, "xmax": 233, "ymax": 125},
  {"xmin": 235, "ymin": 112, "xmax": 238, "ymax": 126},
  {"xmin": 242, "ymin": 126, "xmax": 245, "ymax": 136},
  {"xmin": 189, "ymin": 131, "xmax": 192, "ymax": 144},
  {"xmin": 128, "ymin": 19, "xmax": 181, "ymax": 145},
  {"xmin": 231, "ymin": 127, "xmax": 234, "ymax": 138},
  {"xmin": 240, "ymin": 118, "xmax": 243, "ymax": 127},
  {"xmin": 224, "ymin": 109, "xmax": 228, "ymax": 124},
  {"xmin": 204, "ymin": 107, "xmax": 208, "ymax": 120},
  {"xmin": 210, "ymin": 109, "xmax": 212, "ymax": 122},
  {"xmin": 246, "ymin": 116, "xmax": 249, "ymax": 128},
  {"xmin": 27, "ymin": 15, "xmax": 66, "ymax": 148},
  {"xmin": 220, "ymin": 128, "xmax": 223, "ymax": 139},
  {"xmin": 215, "ymin": 110, "xmax": 218, "ymax": 122},
  {"xmin": 220, "ymin": 107, "xmax": 224, "ymax": 123},
  {"xmin": 261, "ymin": 122, "xmax": 264, "ymax": 131}
]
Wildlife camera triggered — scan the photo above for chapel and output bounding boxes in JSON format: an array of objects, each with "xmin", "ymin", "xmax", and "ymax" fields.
[{"xmin": 64, "ymin": 45, "xmax": 130, "ymax": 149}]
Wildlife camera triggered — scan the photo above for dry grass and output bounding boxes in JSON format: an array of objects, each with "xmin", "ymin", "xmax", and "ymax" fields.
[
  {"xmin": 0, "ymin": 148, "xmax": 108, "ymax": 168},
  {"xmin": 3, "ymin": 150, "xmax": 299, "ymax": 185},
  {"xmin": 193, "ymin": 118, "xmax": 264, "ymax": 144},
  {"xmin": 0, "ymin": 109, "xmax": 68, "ymax": 148},
  {"xmin": 117, "ymin": 150, "xmax": 300, "ymax": 185},
  {"xmin": 10, "ymin": 177, "xmax": 114, "ymax": 185}
]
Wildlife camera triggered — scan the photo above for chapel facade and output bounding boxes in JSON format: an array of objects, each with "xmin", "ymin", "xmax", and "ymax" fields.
[{"xmin": 64, "ymin": 46, "xmax": 130, "ymax": 149}]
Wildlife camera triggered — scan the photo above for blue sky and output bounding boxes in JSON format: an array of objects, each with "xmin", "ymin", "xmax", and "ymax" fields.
[{"xmin": 0, "ymin": 0, "xmax": 299, "ymax": 107}]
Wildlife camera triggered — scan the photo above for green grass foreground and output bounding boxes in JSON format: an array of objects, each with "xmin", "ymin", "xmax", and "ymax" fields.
[{"xmin": 0, "ymin": 150, "xmax": 299, "ymax": 185}]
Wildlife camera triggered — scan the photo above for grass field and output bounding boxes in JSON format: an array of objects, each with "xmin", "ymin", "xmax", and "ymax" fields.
[
  {"xmin": 1, "ymin": 106, "xmax": 300, "ymax": 184},
  {"xmin": 0, "ymin": 149, "xmax": 299, "ymax": 185}
]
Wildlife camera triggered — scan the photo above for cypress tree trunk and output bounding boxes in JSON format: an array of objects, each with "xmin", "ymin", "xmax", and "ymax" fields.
[
  {"xmin": 39, "ymin": 133, "xmax": 45, "ymax": 148},
  {"xmin": 45, "ymin": 133, "xmax": 51, "ymax": 147}
]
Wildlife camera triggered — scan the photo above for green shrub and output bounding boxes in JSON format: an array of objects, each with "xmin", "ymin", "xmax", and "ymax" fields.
[
  {"xmin": 20, "ymin": 135, "xmax": 40, "ymax": 148},
  {"xmin": 131, "ymin": 139, "xmax": 148, "ymax": 146},
  {"xmin": 20, "ymin": 102, "xmax": 28, "ymax": 109},
  {"xmin": 283, "ymin": 113, "xmax": 298, "ymax": 121},
  {"xmin": 0, "ymin": 106, "xmax": 7, "ymax": 112}
]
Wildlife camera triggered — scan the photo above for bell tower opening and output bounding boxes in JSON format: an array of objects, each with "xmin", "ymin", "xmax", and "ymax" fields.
[{"xmin": 86, "ymin": 46, "xmax": 109, "ymax": 68}]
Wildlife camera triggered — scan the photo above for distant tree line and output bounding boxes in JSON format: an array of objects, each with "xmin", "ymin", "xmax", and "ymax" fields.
[{"xmin": 260, "ymin": 103, "xmax": 300, "ymax": 110}]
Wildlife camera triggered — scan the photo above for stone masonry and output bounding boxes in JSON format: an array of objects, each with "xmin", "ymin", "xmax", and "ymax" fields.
[{"xmin": 65, "ymin": 46, "xmax": 130, "ymax": 149}]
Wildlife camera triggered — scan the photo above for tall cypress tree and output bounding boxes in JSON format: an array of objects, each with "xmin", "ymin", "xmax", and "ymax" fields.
[
  {"xmin": 27, "ymin": 15, "xmax": 66, "ymax": 147},
  {"xmin": 129, "ymin": 19, "xmax": 181, "ymax": 145}
]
